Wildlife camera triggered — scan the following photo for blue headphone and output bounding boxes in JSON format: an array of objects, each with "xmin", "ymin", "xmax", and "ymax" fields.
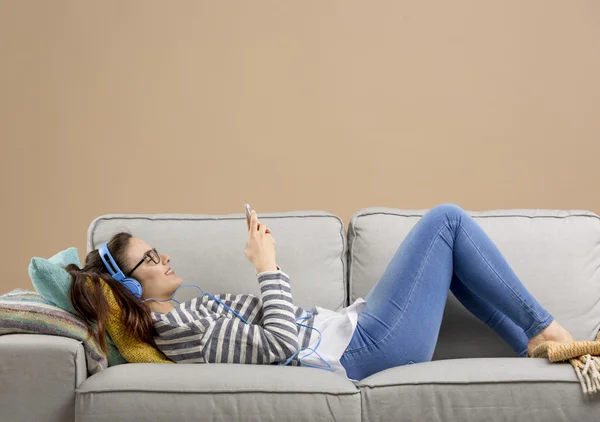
[
  {"xmin": 98, "ymin": 242, "xmax": 144, "ymax": 298},
  {"xmin": 97, "ymin": 242, "xmax": 332, "ymax": 371}
]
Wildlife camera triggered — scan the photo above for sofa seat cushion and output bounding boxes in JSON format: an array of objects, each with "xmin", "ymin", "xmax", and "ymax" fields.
[
  {"xmin": 75, "ymin": 363, "xmax": 361, "ymax": 422},
  {"xmin": 357, "ymin": 357, "xmax": 600, "ymax": 422}
]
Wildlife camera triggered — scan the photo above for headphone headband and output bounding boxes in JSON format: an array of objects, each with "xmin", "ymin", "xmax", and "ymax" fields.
[{"xmin": 98, "ymin": 242, "xmax": 126, "ymax": 281}]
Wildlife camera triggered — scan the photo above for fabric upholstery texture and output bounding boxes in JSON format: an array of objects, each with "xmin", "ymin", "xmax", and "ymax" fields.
[{"xmin": 0, "ymin": 334, "xmax": 87, "ymax": 422}]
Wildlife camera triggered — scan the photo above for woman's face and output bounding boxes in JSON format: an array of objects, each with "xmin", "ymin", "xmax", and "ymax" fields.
[{"xmin": 124, "ymin": 237, "xmax": 183, "ymax": 302}]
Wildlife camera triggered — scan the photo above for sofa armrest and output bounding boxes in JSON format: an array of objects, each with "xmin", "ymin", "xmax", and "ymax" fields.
[{"xmin": 0, "ymin": 334, "xmax": 88, "ymax": 422}]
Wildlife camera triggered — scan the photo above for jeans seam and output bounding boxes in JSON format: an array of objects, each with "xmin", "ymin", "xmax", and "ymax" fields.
[
  {"xmin": 484, "ymin": 309, "xmax": 501, "ymax": 327},
  {"xmin": 345, "ymin": 222, "xmax": 450, "ymax": 356},
  {"xmin": 457, "ymin": 221, "xmax": 546, "ymax": 327}
]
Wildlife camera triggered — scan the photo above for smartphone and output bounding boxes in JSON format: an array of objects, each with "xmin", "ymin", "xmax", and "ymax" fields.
[
  {"xmin": 244, "ymin": 203, "xmax": 252, "ymax": 225},
  {"xmin": 245, "ymin": 204, "xmax": 270, "ymax": 234}
]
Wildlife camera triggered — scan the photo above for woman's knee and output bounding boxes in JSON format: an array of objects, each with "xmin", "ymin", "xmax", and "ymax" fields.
[{"xmin": 427, "ymin": 203, "xmax": 466, "ymax": 220}]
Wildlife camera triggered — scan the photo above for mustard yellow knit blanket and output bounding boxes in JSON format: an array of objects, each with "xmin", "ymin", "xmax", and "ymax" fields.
[{"xmin": 529, "ymin": 329, "xmax": 600, "ymax": 395}]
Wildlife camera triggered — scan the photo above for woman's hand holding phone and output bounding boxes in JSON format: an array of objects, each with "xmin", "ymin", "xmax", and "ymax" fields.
[{"xmin": 244, "ymin": 208, "xmax": 277, "ymax": 273}]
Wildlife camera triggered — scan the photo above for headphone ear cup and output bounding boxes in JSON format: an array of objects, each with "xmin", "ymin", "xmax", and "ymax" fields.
[{"xmin": 120, "ymin": 277, "xmax": 143, "ymax": 299}]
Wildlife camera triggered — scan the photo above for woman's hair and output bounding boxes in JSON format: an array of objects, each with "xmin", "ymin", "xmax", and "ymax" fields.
[{"xmin": 65, "ymin": 231, "xmax": 158, "ymax": 356}]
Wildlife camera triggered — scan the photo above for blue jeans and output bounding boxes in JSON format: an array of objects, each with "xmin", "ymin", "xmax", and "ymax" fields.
[{"xmin": 339, "ymin": 203, "xmax": 554, "ymax": 381}]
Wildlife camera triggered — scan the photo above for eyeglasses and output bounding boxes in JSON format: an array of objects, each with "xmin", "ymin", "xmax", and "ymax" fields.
[{"xmin": 125, "ymin": 248, "xmax": 160, "ymax": 277}]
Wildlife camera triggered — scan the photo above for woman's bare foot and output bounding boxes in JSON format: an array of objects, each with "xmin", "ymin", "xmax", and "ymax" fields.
[{"xmin": 527, "ymin": 320, "xmax": 575, "ymax": 356}]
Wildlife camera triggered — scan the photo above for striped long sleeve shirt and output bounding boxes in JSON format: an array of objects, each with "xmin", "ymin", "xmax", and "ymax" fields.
[{"xmin": 150, "ymin": 266, "xmax": 317, "ymax": 366}]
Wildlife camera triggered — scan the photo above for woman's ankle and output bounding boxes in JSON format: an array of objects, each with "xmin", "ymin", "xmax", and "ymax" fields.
[{"xmin": 530, "ymin": 320, "xmax": 573, "ymax": 343}]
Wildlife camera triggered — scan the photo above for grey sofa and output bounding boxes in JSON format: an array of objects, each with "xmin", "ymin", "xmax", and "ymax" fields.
[{"xmin": 2, "ymin": 205, "xmax": 600, "ymax": 422}]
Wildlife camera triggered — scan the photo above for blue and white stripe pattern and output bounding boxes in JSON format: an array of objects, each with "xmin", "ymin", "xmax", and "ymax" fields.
[{"xmin": 151, "ymin": 268, "xmax": 315, "ymax": 366}]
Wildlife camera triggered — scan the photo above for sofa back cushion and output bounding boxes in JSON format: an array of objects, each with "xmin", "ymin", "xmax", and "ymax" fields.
[
  {"xmin": 87, "ymin": 211, "xmax": 348, "ymax": 311},
  {"xmin": 347, "ymin": 207, "xmax": 600, "ymax": 359}
]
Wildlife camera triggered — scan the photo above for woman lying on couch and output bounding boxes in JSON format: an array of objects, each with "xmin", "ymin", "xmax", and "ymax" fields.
[{"xmin": 66, "ymin": 203, "xmax": 575, "ymax": 384}]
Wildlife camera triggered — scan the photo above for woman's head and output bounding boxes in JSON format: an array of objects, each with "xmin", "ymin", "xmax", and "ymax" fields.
[
  {"xmin": 66, "ymin": 231, "xmax": 183, "ymax": 355},
  {"xmin": 121, "ymin": 236, "xmax": 183, "ymax": 305}
]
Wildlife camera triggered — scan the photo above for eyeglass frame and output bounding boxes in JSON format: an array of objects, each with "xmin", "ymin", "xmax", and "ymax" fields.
[{"xmin": 125, "ymin": 248, "xmax": 160, "ymax": 278}]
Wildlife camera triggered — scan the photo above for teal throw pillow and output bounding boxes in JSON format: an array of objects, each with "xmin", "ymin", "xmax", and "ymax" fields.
[{"xmin": 29, "ymin": 247, "xmax": 80, "ymax": 314}]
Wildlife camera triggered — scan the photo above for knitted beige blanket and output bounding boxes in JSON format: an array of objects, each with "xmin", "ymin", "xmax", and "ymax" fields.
[{"xmin": 529, "ymin": 329, "xmax": 600, "ymax": 395}]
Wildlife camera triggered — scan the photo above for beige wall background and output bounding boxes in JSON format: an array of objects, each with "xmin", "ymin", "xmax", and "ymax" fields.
[{"xmin": 1, "ymin": 1, "xmax": 599, "ymax": 293}]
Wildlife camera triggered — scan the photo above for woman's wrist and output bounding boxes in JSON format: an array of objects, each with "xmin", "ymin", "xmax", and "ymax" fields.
[{"xmin": 255, "ymin": 263, "xmax": 279, "ymax": 273}]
